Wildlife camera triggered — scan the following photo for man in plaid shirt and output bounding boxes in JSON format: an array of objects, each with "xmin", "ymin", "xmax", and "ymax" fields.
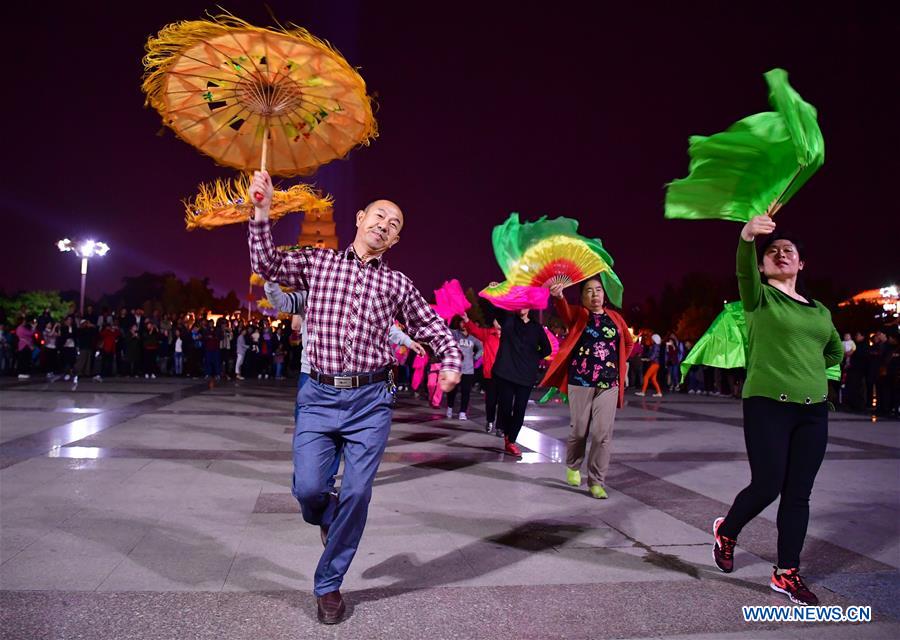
[{"xmin": 248, "ymin": 171, "xmax": 461, "ymax": 624}]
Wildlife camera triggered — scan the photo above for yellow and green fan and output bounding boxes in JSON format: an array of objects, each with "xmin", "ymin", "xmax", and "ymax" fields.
[{"xmin": 481, "ymin": 213, "xmax": 623, "ymax": 308}]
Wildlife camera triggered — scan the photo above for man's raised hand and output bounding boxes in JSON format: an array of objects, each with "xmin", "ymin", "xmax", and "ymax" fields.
[{"xmin": 251, "ymin": 171, "xmax": 273, "ymax": 220}]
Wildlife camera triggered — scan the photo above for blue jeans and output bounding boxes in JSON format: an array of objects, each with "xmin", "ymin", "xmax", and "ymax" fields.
[
  {"xmin": 203, "ymin": 350, "xmax": 221, "ymax": 377},
  {"xmin": 174, "ymin": 352, "xmax": 184, "ymax": 375},
  {"xmin": 687, "ymin": 366, "xmax": 703, "ymax": 392},
  {"xmin": 292, "ymin": 377, "xmax": 393, "ymax": 596},
  {"xmin": 668, "ymin": 364, "xmax": 680, "ymax": 388}
]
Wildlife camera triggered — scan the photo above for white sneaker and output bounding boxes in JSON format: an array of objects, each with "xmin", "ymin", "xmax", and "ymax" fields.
[
  {"xmin": 264, "ymin": 374, "xmax": 269, "ymax": 379},
  {"xmin": 459, "ymin": 412, "xmax": 468, "ymax": 421},
  {"xmin": 236, "ymin": 375, "xmax": 244, "ymax": 380},
  {"xmin": 653, "ymin": 393, "xmax": 663, "ymax": 398},
  {"xmin": 73, "ymin": 376, "xmax": 79, "ymax": 384},
  {"xmin": 446, "ymin": 408, "xmax": 453, "ymax": 419},
  {"xmin": 634, "ymin": 391, "xmax": 646, "ymax": 397},
  {"xmin": 64, "ymin": 374, "xmax": 71, "ymax": 381},
  {"xmin": 151, "ymin": 374, "xmax": 156, "ymax": 379},
  {"xmin": 17, "ymin": 374, "xmax": 30, "ymax": 380},
  {"xmin": 93, "ymin": 375, "xmax": 102, "ymax": 382},
  {"xmin": 257, "ymin": 374, "xmax": 262, "ymax": 379},
  {"xmin": 145, "ymin": 374, "xmax": 150, "ymax": 379}
]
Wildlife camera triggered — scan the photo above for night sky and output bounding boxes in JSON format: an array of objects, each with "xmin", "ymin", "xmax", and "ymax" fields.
[{"xmin": 3, "ymin": 2, "xmax": 898, "ymax": 309}]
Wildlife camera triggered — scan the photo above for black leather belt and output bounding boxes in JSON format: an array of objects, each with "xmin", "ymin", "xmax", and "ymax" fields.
[{"xmin": 309, "ymin": 369, "xmax": 390, "ymax": 389}]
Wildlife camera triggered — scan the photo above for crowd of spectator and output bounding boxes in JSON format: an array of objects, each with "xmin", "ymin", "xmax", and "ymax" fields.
[
  {"xmin": 1, "ymin": 303, "xmax": 897, "ymax": 418},
  {"xmin": 0, "ymin": 305, "xmax": 299, "ymax": 383}
]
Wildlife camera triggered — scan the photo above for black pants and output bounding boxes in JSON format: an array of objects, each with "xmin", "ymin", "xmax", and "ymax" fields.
[
  {"xmin": 101, "ymin": 352, "xmax": 116, "ymax": 377},
  {"xmin": 446, "ymin": 374, "xmax": 474, "ymax": 413},
  {"xmin": 719, "ymin": 396, "xmax": 828, "ymax": 569},
  {"xmin": 143, "ymin": 350, "xmax": 158, "ymax": 375},
  {"xmin": 496, "ymin": 376, "xmax": 532, "ymax": 442},
  {"xmin": 62, "ymin": 347, "xmax": 76, "ymax": 374},
  {"xmin": 483, "ymin": 377, "xmax": 498, "ymax": 424},
  {"xmin": 44, "ymin": 348, "xmax": 59, "ymax": 374},
  {"xmin": 17, "ymin": 348, "xmax": 32, "ymax": 375}
]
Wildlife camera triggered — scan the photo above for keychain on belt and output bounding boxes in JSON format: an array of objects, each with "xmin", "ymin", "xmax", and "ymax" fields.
[{"xmin": 387, "ymin": 369, "xmax": 398, "ymax": 405}]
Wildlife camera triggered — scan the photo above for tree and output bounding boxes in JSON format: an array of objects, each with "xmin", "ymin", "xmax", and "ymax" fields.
[
  {"xmin": 101, "ymin": 272, "xmax": 244, "ymax": 314},
  {"xmin": 215, "ymin": 290, "xmax": 242, "ymax": 314},
  {"xmin": 673, "ymin": 304, "xmax": 719, "ymax": 343},
  {"xmin": 832, "ymin": 302, "xmax": 887, "ymax": 335},
  {"xmin": 0, "ymin": 291, "xmax": 71, "ymax": 321}
]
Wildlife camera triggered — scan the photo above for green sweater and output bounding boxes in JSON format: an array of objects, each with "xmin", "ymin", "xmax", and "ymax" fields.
[{"xmin": 737, "ymin": 239, "xmax": 842, "ymax": 404}]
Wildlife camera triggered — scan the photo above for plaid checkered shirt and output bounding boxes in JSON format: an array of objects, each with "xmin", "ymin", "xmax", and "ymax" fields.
[{"xmin": 249, "ymin": 220, "xmax": 461, "ymax": 376}]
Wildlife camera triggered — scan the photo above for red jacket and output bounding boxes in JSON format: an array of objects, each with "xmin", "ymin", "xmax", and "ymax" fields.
[
  {"xmin": 540, "ymin": 297, "xmax": 634, "ymax": 409},
  {"xmin": 464, "ymin": 321, "xmax": 500, "ymax": 379},
  {"xmin": 100, "ymin": 326, "xmax": 120, "ymax": 353}
]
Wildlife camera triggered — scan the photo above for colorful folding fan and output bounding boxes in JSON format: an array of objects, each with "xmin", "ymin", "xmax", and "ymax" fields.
[{"xmin": 481, "ymin": 213, "xmax": 624, "ymax": 308}]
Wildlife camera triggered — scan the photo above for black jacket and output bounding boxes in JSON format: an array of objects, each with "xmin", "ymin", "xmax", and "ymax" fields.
[{"xmin": 491, "ymin": 312, "xmax": 552, "ymax": 386}]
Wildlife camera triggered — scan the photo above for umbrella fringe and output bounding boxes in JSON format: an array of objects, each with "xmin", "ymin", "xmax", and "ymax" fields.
[{"xmin": 183, "ymin": 175, "xmax": 332, "ymax": 230}]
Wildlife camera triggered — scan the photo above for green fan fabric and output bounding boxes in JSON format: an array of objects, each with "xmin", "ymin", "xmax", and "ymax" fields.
[
  {"xmin": 680, "ymin": 302, "xmax": 748, "ymax": 382},
  {"xmin": 665, "ymin": 68, "xmax": 824, "ymax": 223},
  {"xmin": 681, "ymin": 300, "xmax": 841, "ymax": 383}
]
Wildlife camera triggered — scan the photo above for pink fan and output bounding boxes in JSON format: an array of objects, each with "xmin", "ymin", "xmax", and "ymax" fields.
[
  {"xmin": 479, "ymin": 282, "xmax": 550, "ymax": 311},
  {"xmin": 434, "ymin": 279, "xmax": 472, "ymax": 318},
  {"xmin": 543, "ymin": 326, "xmax": 559, "ymax": 361}
]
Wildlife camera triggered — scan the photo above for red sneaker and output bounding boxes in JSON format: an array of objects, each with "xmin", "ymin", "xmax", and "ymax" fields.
[
  {"xmin": 770, "ymin": 567, "xmax": 819, "ymax": 605},
  {"xmin": 712, "ymin": 516, "xmax": 736, "ymax": 573},
  {"xmin": 504, "ymin": 437, "xmax": 522, "ymax": 458}
]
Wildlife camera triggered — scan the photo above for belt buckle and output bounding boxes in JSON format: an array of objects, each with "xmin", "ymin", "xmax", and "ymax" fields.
[{"xmin": 333, "ymin": 376, "xmax": 353, "ymax": 389}]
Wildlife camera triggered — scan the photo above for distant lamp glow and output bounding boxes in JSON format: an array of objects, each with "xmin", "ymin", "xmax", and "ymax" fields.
[{"xmin": 56, "ymin": 237, "xmax": 110, "ymax": 314}]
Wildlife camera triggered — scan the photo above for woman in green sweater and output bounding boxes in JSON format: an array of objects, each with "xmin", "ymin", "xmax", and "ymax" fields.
[{"xmin": 712, "ymin": 215, "xmax": 843, "ymax": 606}]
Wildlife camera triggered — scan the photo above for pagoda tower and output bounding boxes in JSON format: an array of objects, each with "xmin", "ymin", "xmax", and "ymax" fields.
[{"xmin": 297, "ymin": 204, "xmax": 339, "ymax": 250}]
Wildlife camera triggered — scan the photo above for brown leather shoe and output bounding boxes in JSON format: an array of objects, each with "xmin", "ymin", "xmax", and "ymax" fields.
[{"xmin": 316, "ymin": 590, "xmax": 345, "ymax": 624}]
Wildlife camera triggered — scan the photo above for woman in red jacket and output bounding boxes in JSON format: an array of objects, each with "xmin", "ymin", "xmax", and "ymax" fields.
[{"xmin": 541, "ymin": 277, "xmax": 633, "ymax": 499}]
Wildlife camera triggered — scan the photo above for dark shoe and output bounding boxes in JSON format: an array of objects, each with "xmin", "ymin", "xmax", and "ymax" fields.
[
  {"xmin": 712, "ymin": 516, "xmax": 736, "ymax": 573},
  {"xmin": 316, "ymin": 590, "xmax": 346, "ymax": 624},
  {"xmin": 770, "ymin": 567, "xmax": 819, "ymax": 605}
]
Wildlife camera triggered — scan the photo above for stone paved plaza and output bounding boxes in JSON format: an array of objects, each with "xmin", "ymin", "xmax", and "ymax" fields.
[{"xmin": 1, "ymin": 377, "xmax": 898, "ymax": 639}]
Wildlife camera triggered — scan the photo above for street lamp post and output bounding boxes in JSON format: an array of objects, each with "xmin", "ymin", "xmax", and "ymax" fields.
[{"xmin": 57, "ymin": 238, "xmax": 110, "ymax": 314}]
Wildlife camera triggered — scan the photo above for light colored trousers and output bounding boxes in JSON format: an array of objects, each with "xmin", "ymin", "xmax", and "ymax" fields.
[{"xmin": 566, "ymin": 385, "xmax": 618, "ymax": 487}]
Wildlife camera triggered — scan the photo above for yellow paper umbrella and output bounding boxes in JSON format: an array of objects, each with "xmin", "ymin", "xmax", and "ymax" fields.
[
  {"xmin": 142, "ymin": 14, "xmax": 377, "ymax": 179},
  {"xmin": 184, "ymin": 174, "xmax": 332, "ymax": 230}
]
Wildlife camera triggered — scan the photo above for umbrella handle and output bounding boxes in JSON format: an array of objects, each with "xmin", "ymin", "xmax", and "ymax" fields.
[{"xmin": 254, "ymin": 132, "xmax": 269, "ymax": 202}]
